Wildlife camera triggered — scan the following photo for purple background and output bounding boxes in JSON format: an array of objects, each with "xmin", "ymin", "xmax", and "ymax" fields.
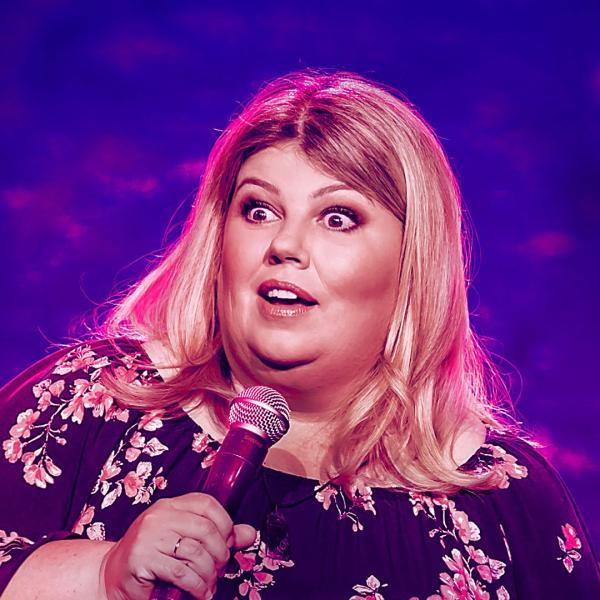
[{"xmin": 1, "ymin": 2, "xmax": 598, "ymax": 551}]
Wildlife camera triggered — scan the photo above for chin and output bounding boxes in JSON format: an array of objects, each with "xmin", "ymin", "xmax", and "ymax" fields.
[{"xmin": 251, "ymin": 345, "xmax": 315, "ymax": 371}]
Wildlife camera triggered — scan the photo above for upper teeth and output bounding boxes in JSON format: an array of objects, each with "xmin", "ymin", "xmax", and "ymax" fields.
[{"xmin": 267, "ymin": 289, "xmax": 300, "ymax": 300}]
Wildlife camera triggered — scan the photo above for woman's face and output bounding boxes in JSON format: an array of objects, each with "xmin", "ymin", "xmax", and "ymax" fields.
[{"xmin": 217, "ymin": 143, "xmax": 403, "ymax": 410}]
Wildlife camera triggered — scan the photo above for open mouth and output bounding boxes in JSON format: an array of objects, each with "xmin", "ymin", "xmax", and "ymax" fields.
[{"xmin": 260, "ymin": 294, "xmax": 316, "ymax": 306}]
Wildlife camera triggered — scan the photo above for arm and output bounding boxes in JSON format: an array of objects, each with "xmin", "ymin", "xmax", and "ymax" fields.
[
  {"xmin": 2, "ymin": 539, "xmax": 114, "ymax": 600},
  {"xmin": 0, "ymin": 342, "xmax": 256, "ymax": 599}
]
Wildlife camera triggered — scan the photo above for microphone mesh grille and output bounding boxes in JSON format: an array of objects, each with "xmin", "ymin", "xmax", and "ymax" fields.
[{"xmin": 228, "ymin": 386, "xmax": 290, "ymax": 444}]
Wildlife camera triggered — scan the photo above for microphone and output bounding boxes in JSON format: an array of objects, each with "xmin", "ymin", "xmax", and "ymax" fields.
[{"xmin": 151, "ymin": 386, "xmax": 290, "ymax": 600}]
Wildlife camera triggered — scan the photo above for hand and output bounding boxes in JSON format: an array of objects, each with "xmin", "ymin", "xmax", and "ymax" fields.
[{"xmin": 99, "ymin": 493, "xmax": 257, "ymax": 600}]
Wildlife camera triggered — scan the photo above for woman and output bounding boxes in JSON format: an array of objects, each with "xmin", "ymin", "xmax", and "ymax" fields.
[{"xmin": 1, "ymin": 71, "xmax": 598, "ymax": 599}]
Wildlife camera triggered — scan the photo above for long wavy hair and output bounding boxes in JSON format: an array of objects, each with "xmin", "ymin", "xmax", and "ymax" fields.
[{"xmin": 101, "ymin": 70, "xmax": 527, "ymax": 493}]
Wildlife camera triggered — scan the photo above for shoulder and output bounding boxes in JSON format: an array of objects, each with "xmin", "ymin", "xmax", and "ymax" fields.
[
  {"xmin": 1, "ymin": 337, "xmax": 154, "ymax": 403},
  {"xmin": 0, "ymin": 338, "xmax": 157, "ymax": 480},
  {"xmin": 475, "ymin": 434, "xmax": 599, "ymax": 598}
]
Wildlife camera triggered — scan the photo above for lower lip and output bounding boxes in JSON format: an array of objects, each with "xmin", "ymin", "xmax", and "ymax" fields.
[{"xmin": 257, "ymin": 296, "xmax": 318, "ymax": 320}]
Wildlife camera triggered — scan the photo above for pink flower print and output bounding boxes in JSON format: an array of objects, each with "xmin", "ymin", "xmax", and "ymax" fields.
[
  {"xmin": 485, "ymin": 445, "xmax": 528, "ymax": 489},
  {"xmin": 44, "ymin": 456, "xmax": 62, "ymax": 477},
  {"xmin": 125, "ymin": 447, "xmax": 141, "ymax": 462},
  {"xmin": 442, "ymin": 548, "xmax": 467, "ymax": 575},
  {"xmin": 153, "ymin": 475, "xmax": 167, "ymax": 490},
  {"xmin": 466, "ymin": 545, "xmax": 488, "ymax": 565},
  {"xmin": 254, "ymin": 572, "xmax": 273, "ymax": 585},
  {"xmin": 0, "ymin": 530, "xmax": 34, "ymax": 565},
  {"xmin": 61, "ymin": 394, "xmax": 86, "ymax": 424},
  {"xmin": 201, "ymin": 448, "xmax": 217, "ymax": 469},
  {"xmin": 408, "ymin": 492, "xmax": 437, "ymax": 517},
  {"xmin": 2, "ymin": 438, "xmax": 23, "ymax": 463},
  {"xmin": 557, "ymin": 522, "xmax": 583, "ymax": 573},
  {"xmin": 123, "ymin": 462, "xmax": 154, "ymax": 504},
  {"xmin": 123, "ymin": 471, "xmax": 144, "ymax": 498},
  {"xmin": 238, "ymin": 580, "xmax": 262, "ymax": 600},
  {"xmin": 487, "ymin": 558, "xmax": 506, "ymax": 580},
  {"xmin": 561, "ymin": 523, "xmax": 582, "ymax": 551},
  {"xmin": 53, "ymin": 345, "xmax": 100, "ymax": 375},
  {"xmin": 432, "ymin": 494, "xmax": 456, "ymax": 512},
  {"xmin": 32, "ymin": 378, "xmax": 65, "ymax": 411},
  {"xmin": 101, "ymin": 486, "xmax": 122, "ymax": 509},
  {"xmin": 82, "ymin": 383, "xmax": 114, "ymax": 418},
  {"xmin": 114, "ymin": 364, "xmax": 138, "ymax": 384},
  {"xmin": 136, "ymin": 461, "xmax": 152, "ymax": 479},
  {"xmin": 496, "ymin": 586, "xmax": 510, "ymax": 599},
  {"xmin": 235, "ymin": 549, "xmax": 258, "ymax": 572},
  {"xmin": 192, "ymin": 432, "xmax": 211, "ymax": 454},
  {"xmin": 314, "ymin": 483, "xmax": 338, "ymax": 510},
  {"xmin": 438, "ymin": 571, "xmax": 470, "ymax": 600},
  {"xmin": 23, "ymin": 461, "xmax": 53, "ymax": 488},
  {"xmin": 350, "ymin": 481, "xmax": 377, "ymax": 515},
  {"xmin": 130, "ymin": 431, "xmax": 145, "ymax": 448},
  {"xmin": 260, "ymin": 553, "xmax": 294, "ymax": 571},
  {"xmin": 72, "ymin": 504, "xmax": 95, "ymax": 535},
  {"xmin": 9, "ymin": 409, "xmax": 40, "ymax": 439},
  {"xmin": 476, "ymin": 564, "xmax": 493, "ymax": 583},
  {"xmin": 99, "ymin": 452, "xmax": 122, "ymax": 483},
  {"xmin": 143, "ymin": 437, "xmax": 168, "ymax": 457},
  {"xmin": 139, "ymin": 411, "xmax": 163, "ymax": 431},
  {"xmin": 451, "ymin": 510, "xmax": 481, "ymax": 544},
  {"xmin": 350, "ymin": 574, "xmax": 388, "ymax": 600}
]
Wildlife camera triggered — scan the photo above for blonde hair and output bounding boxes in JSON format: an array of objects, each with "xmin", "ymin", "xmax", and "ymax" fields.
[{"xmin": 101, "ymin": 70, "xmax": 526, "ymax": 493}]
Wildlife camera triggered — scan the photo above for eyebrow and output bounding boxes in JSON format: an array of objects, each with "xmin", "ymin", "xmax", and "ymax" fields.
[{"xmin": 234, "ymin": 177, "xmax": 361, "ymax": 200}]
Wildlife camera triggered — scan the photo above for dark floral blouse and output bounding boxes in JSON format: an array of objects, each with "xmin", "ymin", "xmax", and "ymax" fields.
[{"xmin": 1, "ymin": 339, "xmax": 598, "ymax": 599}]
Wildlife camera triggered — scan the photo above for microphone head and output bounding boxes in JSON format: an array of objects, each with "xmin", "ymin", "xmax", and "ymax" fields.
[{"xmin": 228, "ymin": 386, "xmax": 290, "ymax": 445}]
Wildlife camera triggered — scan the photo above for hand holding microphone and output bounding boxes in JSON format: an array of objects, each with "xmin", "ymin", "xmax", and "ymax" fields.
[{"xmin": 100, "ymin": 386, "xmax": 289, "ymax": 600}]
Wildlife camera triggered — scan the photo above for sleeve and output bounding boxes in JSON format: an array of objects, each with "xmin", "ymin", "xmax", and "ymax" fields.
[
  {"xmin": 0, "ymin": 341, "xmax": 132, "ymax": 595},
  {"xmin": 489, "ymin": 436, "xmax": 600, "ymax": 597}
]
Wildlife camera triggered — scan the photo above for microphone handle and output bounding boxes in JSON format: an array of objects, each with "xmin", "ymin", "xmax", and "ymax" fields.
[{"xmin": 150, "ymin": 428, "xmax": 268, "ymax": 600}]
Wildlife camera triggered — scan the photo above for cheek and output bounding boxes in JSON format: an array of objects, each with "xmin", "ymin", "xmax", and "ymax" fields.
[
  {"xmin": 322, "ymin": 243, "xmax": 400, "ymax": 310},
  {"xmin": 220, "ymin": 225, "xmax": 257, "ymax": 291}
]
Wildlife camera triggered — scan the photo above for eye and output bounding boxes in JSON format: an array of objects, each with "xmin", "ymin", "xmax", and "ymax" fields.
[
  {"xmin": 320, "ymin": 206, "xmax": 360, "ymax": 232},
  {"xmin": 241, "ymin": 199, "xmax": 278, "ymax": 223}
]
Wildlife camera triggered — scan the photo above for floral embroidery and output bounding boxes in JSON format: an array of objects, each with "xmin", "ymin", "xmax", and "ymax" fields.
[
  {"xmin": 314, "ymin": 480, "xmax": 376, "ymax": 532},
  {"xmin": 556, "ymin": 522, "xmax": 582, "ymax": 573},
  {"xmin": 409, "ymin": 491, "xmax": 509, "ymax": 599},
  {"xmin": 225, "ymin": 531, "xmax": 294, "ymax": 600},
  {"xmin": 350, "ymin": 574, "xmax": 388, "ymax": 599},
  {"xmin": 0, "ymin": 530, "xmax": 34, "ymax": 565},
  {"xmin": 1, "ymin": 344, "xmax": 149, "ymax": 488}
]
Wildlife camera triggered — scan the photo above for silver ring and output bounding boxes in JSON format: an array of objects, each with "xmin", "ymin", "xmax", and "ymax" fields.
[{"xmin": 173, "ymin": 536, "xmax": 183, "ymax": 556}]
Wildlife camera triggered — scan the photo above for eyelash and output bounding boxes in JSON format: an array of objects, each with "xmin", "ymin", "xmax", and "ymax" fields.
[{"xmin": 240, "ymin": 198, "xmax": 361, "ymax": 233}]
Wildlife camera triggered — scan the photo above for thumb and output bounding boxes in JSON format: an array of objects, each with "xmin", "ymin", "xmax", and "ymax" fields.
[{"xmin": 230, "ymin": 523, "xmax": 258, "ymax": 549}]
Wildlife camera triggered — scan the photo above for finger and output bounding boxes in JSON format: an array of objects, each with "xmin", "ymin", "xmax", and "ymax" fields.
[
  {"xmin": 166, "ymin": 515, "xmax": 230, "ymax": 567},
  {"xmin": 231, "ymin": 524, "xmax": 258, "ymax": 549},
  {"xmin": 151, "ymin": 555, "xmax": 212, "ymax": 600},
  {"xmin": 172, "ymin": 537, "xmax": 218, "ymax": 587},
  {"xmin": 169, "ymin": 494, "xmax": 234, "ymax": 540}
]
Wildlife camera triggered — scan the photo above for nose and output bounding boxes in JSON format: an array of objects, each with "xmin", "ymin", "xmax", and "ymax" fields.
[{"xmin": 266, "ymin": 225, "xmax": 310, "ymax": 268}]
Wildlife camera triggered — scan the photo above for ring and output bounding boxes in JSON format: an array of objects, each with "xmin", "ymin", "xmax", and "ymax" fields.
[{"xmin": 173, "ymin": 536, "xmax": 183, "ymax": 556}]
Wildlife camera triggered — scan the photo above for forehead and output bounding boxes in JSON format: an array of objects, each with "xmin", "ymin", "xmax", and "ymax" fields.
[{"xmin": 236, "ymin": 143, "xmax": 331, "ymax": 180}]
